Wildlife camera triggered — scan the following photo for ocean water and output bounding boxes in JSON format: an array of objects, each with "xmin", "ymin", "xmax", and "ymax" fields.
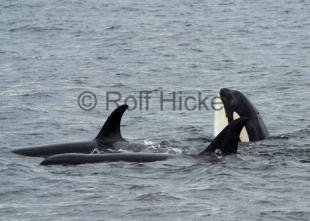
[{"xmin": 0, "ymin": 0, "xmax": 310, "ymax": 220}]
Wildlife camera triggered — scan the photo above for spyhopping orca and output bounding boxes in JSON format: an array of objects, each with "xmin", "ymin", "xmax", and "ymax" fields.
[
  {"xmin": 214, "ymin": 88, "xmax": 269, "ymax": 142},
  {"xmin": 40, "ymin": 118, "xmax": 248, "ymax": 165},
  {"xmin": 13, "ymin": 105, "xmax": 143, "ymax": 157}
]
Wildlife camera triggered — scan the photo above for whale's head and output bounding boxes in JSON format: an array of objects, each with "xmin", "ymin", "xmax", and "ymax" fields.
[
  {"xmin": 219, "ymin": 88, "xmax": 257, "ymax": 121},
  {"xmin": 216, "ymin": 88, "xmax": 269, "ymax": 142}
]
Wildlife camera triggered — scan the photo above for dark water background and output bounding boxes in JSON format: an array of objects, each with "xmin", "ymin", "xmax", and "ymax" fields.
[{"xmin": 0, "ymin": 0, "xmax": 310, "ymax": 220}]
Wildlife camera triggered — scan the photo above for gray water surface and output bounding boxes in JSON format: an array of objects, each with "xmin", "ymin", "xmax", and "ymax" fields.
[{"xmin": 0, "ymin": 0, "xmax": 310, "ymax": 220}]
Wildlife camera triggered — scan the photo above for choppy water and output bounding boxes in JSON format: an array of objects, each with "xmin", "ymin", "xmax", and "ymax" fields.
[{"xmin": 1, "ymin": 0, "xmax": 310, "ymax": 220}]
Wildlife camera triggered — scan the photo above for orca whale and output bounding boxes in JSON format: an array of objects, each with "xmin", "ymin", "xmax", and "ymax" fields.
[
  {"xmin": 13, "ymin": 105, "xmax": 143, "ymax": 157},
  {"xmin": 40, "ymin": 117, "xmax": 248, "ymax": 165},
  {"xmin": 214, "ymin": 88, "xmax": 269, "ymax": 142}
]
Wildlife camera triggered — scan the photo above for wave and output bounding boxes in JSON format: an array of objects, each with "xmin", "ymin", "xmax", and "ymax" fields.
[{"xmin": 9, "ymin": 25, "xmax": 66, "ymax": 33}]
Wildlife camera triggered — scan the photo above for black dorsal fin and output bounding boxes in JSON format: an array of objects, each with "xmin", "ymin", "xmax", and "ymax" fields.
[
  {"xmin": 95, "ymin": 104, "xmax": 128, "ymax": 143},
  {"xmin": 200, "ymin": 117, "xmax": 248, "ymax": 155}
]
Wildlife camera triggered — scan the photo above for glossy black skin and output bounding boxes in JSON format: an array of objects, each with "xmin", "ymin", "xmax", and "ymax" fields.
[
  {"xmin": 13, "ymin": 140, "xmax": 145, "ymax": 158},
  {"xmin": 13, "ymin": 102, "xmax": 249, "ymax": 165},
  {"xmin": 41, "ymin": 153, "xmax": 175, "ymax": 165},
  {"xmin": 12, "ymin": 105, "xmax": 144, "ymax": 157},
  {"xmin": 201, "ymin": 117, "xmax": 248, "ymax": 155},
  {"xmin": 220, "ymin": 88, "xmax": 269, "ymax": 141},
  {"xmin": 13, "ymin": 141, "xmax": 100, "ymax": 157},
  {"xmin": 40, "ymin": 118, "xmax": 248, "ymax": 166}
]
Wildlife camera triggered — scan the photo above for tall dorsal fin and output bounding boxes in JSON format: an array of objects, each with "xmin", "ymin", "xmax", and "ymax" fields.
[
  {"xmin": 200, "ymin": 117, "xmax": 248, "ymax": 155},
  {"xmin": 95, "ymin": 104, "xmax": 128, "ymax": 143}
]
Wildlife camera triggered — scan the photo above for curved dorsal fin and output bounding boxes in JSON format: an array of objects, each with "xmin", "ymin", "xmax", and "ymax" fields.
[
  {"xmin": 95, "ymin": 104, "xmax": 128, "ymax": 142},
  {"xmin": 201, "ymin": 117, "xmax": 248, "ymax": 155}
]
